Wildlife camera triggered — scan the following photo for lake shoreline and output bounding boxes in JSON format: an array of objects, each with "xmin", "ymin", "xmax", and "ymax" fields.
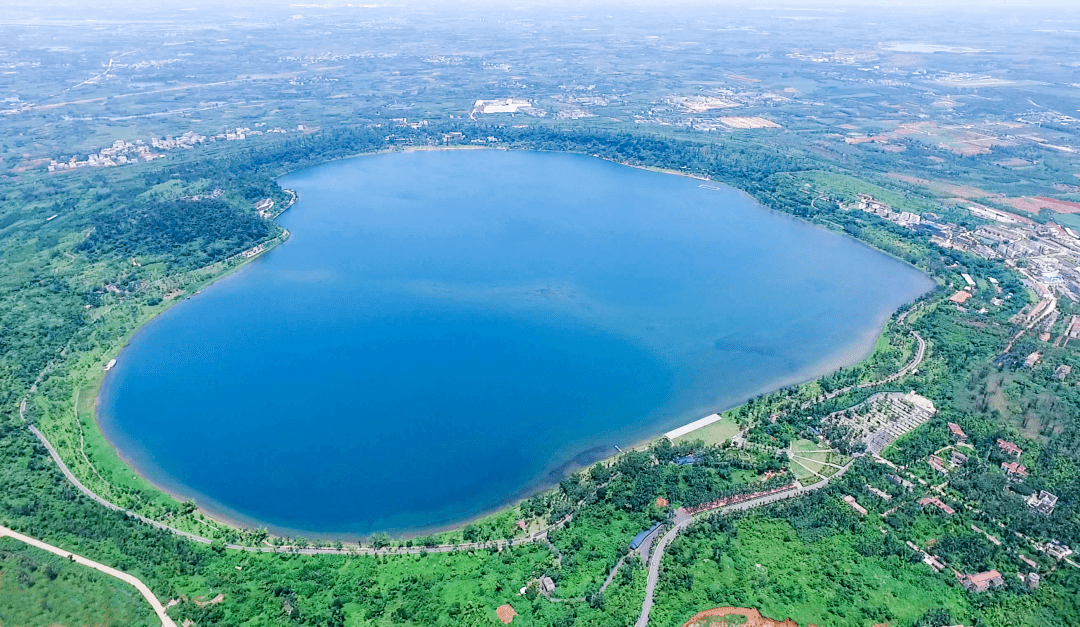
[{"xmin": 86, "ymin": 147, "xmax": 931, "ymax": 543}]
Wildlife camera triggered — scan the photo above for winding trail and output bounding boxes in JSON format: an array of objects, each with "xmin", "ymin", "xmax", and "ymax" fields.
[{"xmin": 0, "ymin": 525, "xmax": 178, "ymax": 627}]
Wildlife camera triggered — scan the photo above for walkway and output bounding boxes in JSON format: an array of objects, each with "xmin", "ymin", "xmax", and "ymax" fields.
[{"xmin": 0, "ymin": 525, "xmax": 178, "ymax": 627}]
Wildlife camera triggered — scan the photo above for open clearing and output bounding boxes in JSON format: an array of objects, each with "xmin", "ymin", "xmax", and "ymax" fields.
[
  {"xmin": 683, "ymin": 608, "xmax": 792, "ymax": 627},
  {"xmin": 674, "ymin": 415, "xmax": 742, "ymax": 446}
]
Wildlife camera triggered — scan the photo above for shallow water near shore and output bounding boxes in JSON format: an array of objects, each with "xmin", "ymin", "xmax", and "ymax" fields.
[{"xmin": 98, "ymin": 150, "xmax": 932, "ymax": 538}]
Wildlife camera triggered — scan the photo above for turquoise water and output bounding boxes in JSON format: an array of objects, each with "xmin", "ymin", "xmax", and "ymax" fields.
[{"xmin": 98, "ymin": 150, "xmax": 932, "ymax": 537}]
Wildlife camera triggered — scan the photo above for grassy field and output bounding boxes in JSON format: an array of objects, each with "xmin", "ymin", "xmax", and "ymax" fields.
[
  {"xmin": 674, "ymin": 416, "xmax": 742, "ymax": 447},
  {"xmin": 0, "ymin": 537, "xmax": 156, "ymax": 627}
]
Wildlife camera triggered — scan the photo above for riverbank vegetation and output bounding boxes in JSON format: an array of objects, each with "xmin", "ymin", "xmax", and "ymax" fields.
[{"xmin": 1, "ymin": 124, "xmax": 1079, "ymax": 625}]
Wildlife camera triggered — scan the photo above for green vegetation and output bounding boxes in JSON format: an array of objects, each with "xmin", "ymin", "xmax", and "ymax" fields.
[
  {"xmin": 0, "ymin": 537, "xmax": 157, "ymax": 627},
  {"xmin": 1, "ymin": 125, "xmax": 1079, "ymax": 626},
  {"xmin": 651, "ymin": 514, "xmax": 970, "ymax": 627}
]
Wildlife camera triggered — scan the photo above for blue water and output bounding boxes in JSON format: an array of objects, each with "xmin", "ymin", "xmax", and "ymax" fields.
[{"xmin": 98, "ymin": 150, "xmax": 933, "ymax": 537}]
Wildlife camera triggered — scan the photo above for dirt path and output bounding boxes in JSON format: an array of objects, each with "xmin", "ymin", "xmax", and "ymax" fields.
[{"xmin": 0, "ymin": 525, "xmax": 177, "ymax": 627}]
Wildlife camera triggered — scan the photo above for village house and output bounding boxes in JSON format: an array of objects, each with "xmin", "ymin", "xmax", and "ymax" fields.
[
  {"xmin": 948, "ymin": 422, "xmax": 967, "ymax": 443},
  {"xmin": 924, "ymin": 554, "xmax": 946, "ymax": 572},
  {"xmin": 496, "ymin": 604, "xmax": 517, "ymax": 624},
  {"xmin": 928, "ymin": 456, "xmax": 950, "ymax": 475},
  {"xmin": 842, "ymin": 495, "xmax": 868, "ymax": 516},
  {"xmin": 866, "ymin": 485, "xmax": 892, "ymax": 501},
  {"xmin": 1045, "ymin": 541, "xmax": 1072, "ymax": 561},
  {"xmin": 918, "ymin": 496, "xmax": 955, "ymax": 515},
  {"xmin": 950, "ymin": 449, "xmax": 969, "ymax": 467},
  {"xmin": 949, "ymin": 290, "xmax": 973, "ymax": 305},
  {"xmin": 887, "ymin": 474, "xmax": 914, "ymax": 491},
  {"xmin": 1018, "ymin": 554, "xmax": 1038, "ymax": 570},
  {"xmin": 996, "ymin": 439, "xmax": 1023, "ymax": 457},
  {"xmin": 1026, "ymin": 572, "xmax": 1041, "ymax": 590},
  {"xmin": 1001, "ymin": 461, "xmax": 1028, "ymax": 478},
  {"xmin": 1027, "ymin": 490, "xmax": 1058, "ymax": 516},
  {"xmin": 538, "ymin": 576, "xmax": 556, "ymax": 596},
  {"xmin": 958, "ymin": 569, "xmax": 1005, "ymax": 593}
]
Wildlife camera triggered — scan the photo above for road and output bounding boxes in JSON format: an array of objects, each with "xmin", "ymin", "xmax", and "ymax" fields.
[
  {"xmin": 635, "ymin": 461, "xmax": 853, "ymax": 627},
  {"xmin": 0, "ymin": 525, "xmax": 178, "ymax": 627},
  {"xmin": 800, "ymin": 307, "xmax": 926, "ymax": 410},
  {"xmin": 630, "ymin": 303, "xmax": 927, "ymax": 627}
]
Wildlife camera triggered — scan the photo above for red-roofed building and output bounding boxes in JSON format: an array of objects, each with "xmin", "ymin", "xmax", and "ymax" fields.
[
  {"xmin": 950, "ymin": 290, "xmax": 973, "ymax": 304},
  {"xmin": 959, "ymin": 570, "xmax": 1005, "ymax": 593},
  {"xmin": 1001, "ymin": 461, "xmax": 1028, "ymax": 478},
  {"xmin": 948, "ymin": 422, "xmax": 967, "ymax": 442},
  {"xmin": 496, "ymin": 605, "xmax": 517, "ymax": 624},
  {"xmin": 919, "ymin": 496, "xmax": 955, "ymax": 515},
  {"xmin": 997, "ymin": 439, "xmax": 1023, "ymax": 457}
]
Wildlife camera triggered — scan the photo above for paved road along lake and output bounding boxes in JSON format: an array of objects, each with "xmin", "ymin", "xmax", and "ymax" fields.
[{"xmin": 98, "ymin": 150, "xmax": 933, "ymax": 538}]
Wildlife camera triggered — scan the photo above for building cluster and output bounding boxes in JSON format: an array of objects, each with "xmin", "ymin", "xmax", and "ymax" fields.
[
  {"xmin": 846, "ymin": 194, "xmax": 923, "ymax": 228},
  {"xmin": 255, "ymin": 198, "xmax": 275, "ymax": 219},
  {"xmin": 48, "ymin": 139, "xmax": 163, "ymax": 172},
  {"xmin": 928, "ymin": 211, "xmax": 1080, "ymax": 301},
  {"xmin": 929, "ymin": 447, "xmax": 969, "ymax": 476},
  {"xmin": 635, "ymin": 87, "xmax": 791, "ymax": 129},
  {"xmin": 151, "ymin": 131, "xmax": 207, "ymax": 150},
  {"xmin": 49, "ymin": 125, "xmax": 292, "ymax": 174},
  {"xmin": 846, "ymin": 185, "xmax": 1080, "ymax": 304},
  {"xmin": 787, "ymin": 49, "xmax": 880, "ymax": 64}
]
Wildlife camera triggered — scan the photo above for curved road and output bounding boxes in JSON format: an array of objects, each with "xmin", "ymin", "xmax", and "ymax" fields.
[
  {"xmin": 29, "ymin": 421, "xmax": 583, "ymax": 557},
  {"xmin": 0, "ymin": 525, "xmax": 178, "ymax": 627}
]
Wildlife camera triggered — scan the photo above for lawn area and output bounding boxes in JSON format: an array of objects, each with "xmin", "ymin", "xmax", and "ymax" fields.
[
  {"xmin": 790, "ymin": 439, "xmax": 830, "ymax": 458},
  {"xmin": 674, "ymin": 416, "xmax": 742, "ymax": 447},
  {"xmin": 789, "ymin": 461, "xmax": 821, "ymax": 485},
  {"xmin": 788, "ymin": 439, "xmax": 833, "ymax": 477}
]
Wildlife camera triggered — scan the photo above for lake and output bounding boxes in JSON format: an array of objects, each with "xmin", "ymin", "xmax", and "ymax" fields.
[{"xmin": 97, "ymin": 149, "xmax": 933, "ymax": 538}]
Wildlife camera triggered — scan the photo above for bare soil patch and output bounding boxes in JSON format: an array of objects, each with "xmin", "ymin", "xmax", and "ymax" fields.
[{"xmin": 682, "ymin": 607, "xmax": 807, "ymax": 627}]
